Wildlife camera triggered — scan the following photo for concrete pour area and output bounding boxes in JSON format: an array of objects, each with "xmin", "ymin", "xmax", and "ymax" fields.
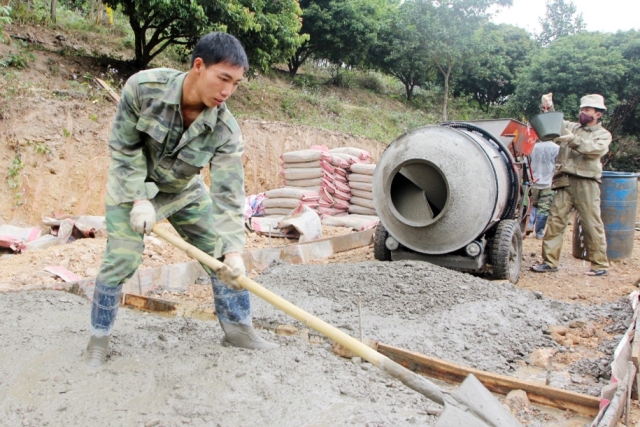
[{"xmin": 0, "ymin": 260, "xmax": 632, "ymax": 427}]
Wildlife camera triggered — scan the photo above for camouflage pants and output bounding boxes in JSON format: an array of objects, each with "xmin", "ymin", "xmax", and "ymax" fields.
[{"xmin": 95, "ymin": 192, "xmax": 251, "ymax": 326}]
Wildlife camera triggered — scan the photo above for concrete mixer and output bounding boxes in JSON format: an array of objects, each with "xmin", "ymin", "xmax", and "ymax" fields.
[{"xmin": 372, "ymin": 120, "xmax": 537, "ymax": 283}]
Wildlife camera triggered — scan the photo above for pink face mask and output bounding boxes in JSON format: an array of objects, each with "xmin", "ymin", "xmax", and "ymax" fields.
[{"xmin": 579, "ymin": 112, "xmax": 595, "ymax": 126}]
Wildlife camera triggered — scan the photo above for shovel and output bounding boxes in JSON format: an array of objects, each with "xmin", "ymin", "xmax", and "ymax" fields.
[{"xmin": 152, "ymin": 225, "xmax": 522, "ymax": 427}]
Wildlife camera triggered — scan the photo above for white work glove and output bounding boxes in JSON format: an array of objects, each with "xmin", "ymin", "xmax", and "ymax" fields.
[
  {"xmin": 129, "ymin": 199, "xmax": 156, "ymax": 235},
  {"xmin": 218, "ymin": 255, "xmax": 245, "ymax": 290},
  {"xmin": 554, "ymin": 132, "xmax": 575, "ymax": 144},
  {"xmin": 541, "ymin": 93, "xmax": 553, "ymax": 111}
]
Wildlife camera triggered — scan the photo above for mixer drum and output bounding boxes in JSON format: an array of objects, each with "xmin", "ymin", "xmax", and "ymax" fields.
[{"xmin": 373, "ymin": 125, "xmax": 512, "ymax": 255}]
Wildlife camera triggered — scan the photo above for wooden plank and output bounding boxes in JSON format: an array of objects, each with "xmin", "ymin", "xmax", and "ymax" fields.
[
  {"xmin": 377, "ymin": 343, "xmax": 600, "ymax": 417},
  {"xmin": 121, "ymin": 294, "xmax": 217, "ymax": 321},
  {"xmin": 94, "ymin": 77, "xmax": 121, "ymax": 103},
  {"xmin": 597, "ymin": 363, "xmax": 636, "ymax": 427}
]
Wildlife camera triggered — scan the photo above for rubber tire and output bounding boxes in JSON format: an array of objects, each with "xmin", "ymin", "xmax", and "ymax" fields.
[
  {"xmin": 490, "ymin": 219, "xmax": 522, "ymax": 283},
  {"xmin": 373, "ymin": 222, "xmax": 392, "ymax": 261}
]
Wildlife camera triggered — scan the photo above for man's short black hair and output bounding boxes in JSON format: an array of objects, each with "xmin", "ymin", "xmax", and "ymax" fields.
[
  {"xmin": 595, "ymin": 108, "xmax": 605, "ymax": 115},
  {"xmin": 191, "ymin": 32, "xmax": 249, "ymax": 71}
]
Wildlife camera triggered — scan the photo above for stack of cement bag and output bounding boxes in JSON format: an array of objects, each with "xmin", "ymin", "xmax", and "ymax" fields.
[
  {"xmin": 262, "ymin": 187, "xmax": 321, "ymax": 216},
  {"xmin": 348, "ymin": 163, "xmax": 376, "ymax": 216}
]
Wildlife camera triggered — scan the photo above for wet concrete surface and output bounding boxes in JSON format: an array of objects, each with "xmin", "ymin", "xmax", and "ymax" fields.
[
  {"xmin": 0, "ymin": 291, "xmax": 440, "ymax": 427},
  {"xmin": 0, "ymin": 260, "xmax": 631, "ymax": 426}
]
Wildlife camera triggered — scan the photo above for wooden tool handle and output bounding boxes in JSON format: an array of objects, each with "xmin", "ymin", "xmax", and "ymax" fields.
[{"xmin": 152, "ymin": 225, "xmax": 445, "ymax": 405}]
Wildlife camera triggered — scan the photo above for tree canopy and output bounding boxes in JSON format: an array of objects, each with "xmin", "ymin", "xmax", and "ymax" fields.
[{"xmin": 536, "ymin": 0, "xmax": 585, "ymax": 47}]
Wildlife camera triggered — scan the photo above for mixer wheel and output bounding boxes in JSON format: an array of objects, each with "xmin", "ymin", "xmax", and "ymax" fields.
[
  {"xmin": 374, "ymin": 223, "xmax": 392, "ymax": 261},
  {"xmin": 490, "ymin": 219, "xmax": 522, "ymax": 283}
]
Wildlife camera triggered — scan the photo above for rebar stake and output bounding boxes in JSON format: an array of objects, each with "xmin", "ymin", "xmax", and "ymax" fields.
[{"xmin": 358, "ymin": 294, "xmax": 363, "ymax": 342}]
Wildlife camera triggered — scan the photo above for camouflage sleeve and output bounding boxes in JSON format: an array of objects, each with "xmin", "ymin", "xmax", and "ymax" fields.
[
  {"xmin": 105, "ymin": 73, "xmax": 149, "ymax": 205},
  {"xmin": 209, "ymin": 129, "xmax": 246, "ymax": 255}
]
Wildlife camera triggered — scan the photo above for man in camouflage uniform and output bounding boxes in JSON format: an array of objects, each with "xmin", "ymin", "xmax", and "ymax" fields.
[
  {"xmin": 531, "ymin": 94, "xmax": 611, "ymax": 276},
  {"xmin": 87, "ymin": 32, "xmax": 277, "ymax": 368}
]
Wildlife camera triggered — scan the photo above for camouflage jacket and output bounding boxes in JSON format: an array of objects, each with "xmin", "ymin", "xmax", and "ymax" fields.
[
  {"xmin": 106, "ymin": 68, "xmax": 246, "ymax": 256},
  {"xmin": 553, "ymin": 121, "xmax": 611, "ymax": 184}
]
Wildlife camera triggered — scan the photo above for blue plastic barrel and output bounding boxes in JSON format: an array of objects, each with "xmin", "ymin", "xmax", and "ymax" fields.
[{"xmin": 600, "ymin": 171, "xmax": 638, "ymax": 260}]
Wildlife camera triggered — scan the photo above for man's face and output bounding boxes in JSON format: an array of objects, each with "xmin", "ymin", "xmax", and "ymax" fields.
[{"xmin": 194, "ymin": 59, "xmax": 245, "ymax": 108}]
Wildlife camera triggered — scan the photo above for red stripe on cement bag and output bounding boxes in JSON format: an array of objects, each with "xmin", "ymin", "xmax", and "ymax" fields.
[
  {"xmin": 329, "ymin": 147, "xmax": 372, "ymax": 161},
  {"xmin": 333, "ymin": 189, "xmax": 352, "ymax": 201},
  {"xmin": 330, "ymin": 152, "xmax": 362, "ymax": 164},
  {"xmin": 350, "ymin": 163, "xmax": 376, "ymax": 175},
  {"xmin": 351, "ymin": 189, "xmax": 373, "ymax": 200},
  {"xmin": 301, "ymin": 200, "xmax": 320, "ymax": 208},
  {"xmin": 321, "ymin": 177, "xmax": 336, "ymax": 193},
  {"xmin": 263, "ymin": 198, "xmax": 302, "ymax": 209},
  {"xmin": 349, "ymin": 173, "xmax": 374, "ymax": 183},
  {"xmin": 334, "ymin": 167, "xmax": 348, "ymax": 177},
  {"xmin": 320, "ymin": 187, "xmax": 335, "ymax": 204},
  {"xmin": 321, "ymin": 160, "xmax": 335, "ymax": 174},
  {"xmin": 322, "ymin": 153, "xmax": 351, "ymax": 168},
  {"xmin": 349, "ymin": 205, "xmax": 377, "ymax": 216},
  {"xmin": 265, "ymin": 188, "xmax": 320, "ymax": 201},
  {"xmin": 284, "ymin": 178, "xmax": 322, "ymax": 188},
  {"xmin": 317, "ymin": 207, "xmax": 348, "ymax": 217},
  {"xmin": 333, "ymin": 199, "xmax": 350, "ymax": 210},
  {"xmin": 282, "ymin": 168, "xmax": 324, "ymax": 180},
  {"xmin": 350, "ymin": 196, "xmax": 375, "ymax": 210},
  {"xmin": 349, "ymin": 181, "xmax": 373, "ymax": 191},
  {"xmin": 282, "ymin": 160, "xmax": 322, "ymax": 169},
  {"xmin": 334, "ymin": 173, "xmax": 348, "ymax": 184},
  {"xmin": 281, "ymin": 149, "xmax": 322, "ymax": 163},
  {"xmin": 335, "ymin": 180, "xmax": 350, "ymax": 193}
]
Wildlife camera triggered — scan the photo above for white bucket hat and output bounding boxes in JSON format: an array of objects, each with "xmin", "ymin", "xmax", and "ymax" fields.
[{"xmin": 580, "ymin": 94, "xmax": 607, "ymax": 110}]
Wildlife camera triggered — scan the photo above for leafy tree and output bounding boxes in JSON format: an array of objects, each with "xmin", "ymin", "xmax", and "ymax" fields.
[
  {"xmin": 455, "ymin": 24, "xmax": 536, "ymax": 111},
  {"xmin": 419, "ymin": 0, "xmax": 512, "ymax": 120},
  {"xmin": 106, "ymin": 0, "xmax": 304, "ymax": 71},
  {"xmin": 288, "ymin": 0, "xmax": 383, "ymax": 77},
  {"xmin": 536, "ymin": 0, "xmax": 585, "ymax": 47},
  {"xmin": 369, "ymin": 1, "xmax": 435, "ymax": 101}
]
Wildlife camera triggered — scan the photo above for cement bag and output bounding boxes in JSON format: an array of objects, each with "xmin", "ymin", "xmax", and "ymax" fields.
[
  {"xmin": 349, "ymin": 173, "xmax": 374, "ymax": 183},
  {"xmin": 321, "ymin": 177, "xmax": 336, "ymax": 193},
  {"xmin": 349, "ymin": 205, "xmax": 377, "ymax": 216},
  {"xmin": 265, "ymin": 188, "xmax": 320, "ymax": 201},
  {"xmin": 334, "ymin": 167, "xmax": 348, "ymax": 177},
  {"xmin": 284, "ymin": 178, "xmax": 322, "ymax": 188},
  {"xmin": 282, "ymin": 168, "xmax": 324, "ymax": 180},
  {"xmin": 350, "ymin": 196, "xmax": 375, "ymax": 210},
  {"xmin": 322, "ymin": 215, "xmax": 379, "ymax": 231},
  {"xmin": 321, "ymin": 161, "xmax": 335, "ymax": 174},
  {"xmin": 350, "ymin": 163, "xmax": 376, "ymax": 175},
  {"xmin": 334, "ymin": 173, "xmax": 348, "ymax": 183},
  {"xmin": 331, "ymin": 152, "xmax": 361, "ymax": 164},
  {"xmin": 329, "ymin": 147, "xmax": 371, "ymax": 161},
  {"xmin": 301, "ymin": 200, "xmax": 320, "ymax": 208},
  {"xmin": 335, "ymin": 180, "xmax": 350, "ymax": 193},
  {"xmin": 281, "ymin": 149, "xmax": 322, "ymax": 163},
  {"xmin": 333, "ymin": 199, "xmax": 350, "ymax": 210},
  {"xmin": 320, "ymin": 187, "xmax": 335, "ymax": 204},
  {"xmin": 351, "ymin": 189, "xmax": 373, "ymax": 200},
  {"xmin": 333, "ymin": 188, "xmax": 351, "ymax": 201},
  {"xmin": 349, "ymin": 182, "xmax": 373, "ymax": 192},
  {"xmin": 264, "ymin": 207, "xmax": 296, "ymax": 216},
  {"xmin": 278, "ymin": 204, "xmax": 322, "ymax": 243},
  {"xmin": 322, "ymin": 153, "xmax": 350, "ymax": 168},
  {"xmin": 282, "ymin": 160, "xmax": 322, "ymax": 169},
  {"xmin": 263, "ymin": 198, "xmax": 302, "ymax": 209},
  {"xmin": 317, "ymin": 207, "xmax": 348, "ymax": 217}
]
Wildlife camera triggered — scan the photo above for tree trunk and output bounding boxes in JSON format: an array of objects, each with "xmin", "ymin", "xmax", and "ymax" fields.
[
  {"xmin": 442, "ymin": 69, "xmax": 450, "ymax": 121},
  {"xmin": 50, "ymin": 0, "xmax": 56, "ymax": 24}
]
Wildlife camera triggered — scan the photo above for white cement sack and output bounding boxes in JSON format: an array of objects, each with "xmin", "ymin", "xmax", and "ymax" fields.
[
  {"xmin": 350, "ymin": 197, "xmax": 375, "ymax": 210},
  {"xmin": 349, "ymin": 174, "xmax": 374, "ymax": 183},
  {"xmin": 264, "ymin": 188, "xmax": 320, "ymax": 200},
  {"xmin": 282, "ymin": 168, "xmax": 324, "ymax": 180},
  {"xmin": 328, "ymin": 147, "xmax": 371, "ymax": 161},
  {"xmin": 350, "ymin": 163, "xmax": 376, "ymax": 175},
  {"xmin": 284, "ymin": 178, "xmax": 322, "ymax": 188},
  {"xmin": 351, "ymin": 189, "xmax": 373, "ymax": 200},
  {"xmin": 281, "ymin": 149, "xmax": 322, "ymax": 163},
  {"xmin": 264, "ymin": 207, "xmax": 296, "ymax": 216},
  {"xmin": 349, "ymin": 205, "xmax": 377, "ymax": 216},
  {"xmin": 263, "ymin": 198, "xmax": 302, "ymax": 209},
  {"xmin": 282, "ymin": 160, "xmax": 322, "ymax": 169},
  {"xmin": 278, "ymin": 204, "xmax": 322, "ymax": 243},
  {"xmin": 321, "ymin": 215, "xmax": 379, "ymax": 231},
  {"xmin": 348, "ymin": 182, "xmax": 373, "ymax": 192}
]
